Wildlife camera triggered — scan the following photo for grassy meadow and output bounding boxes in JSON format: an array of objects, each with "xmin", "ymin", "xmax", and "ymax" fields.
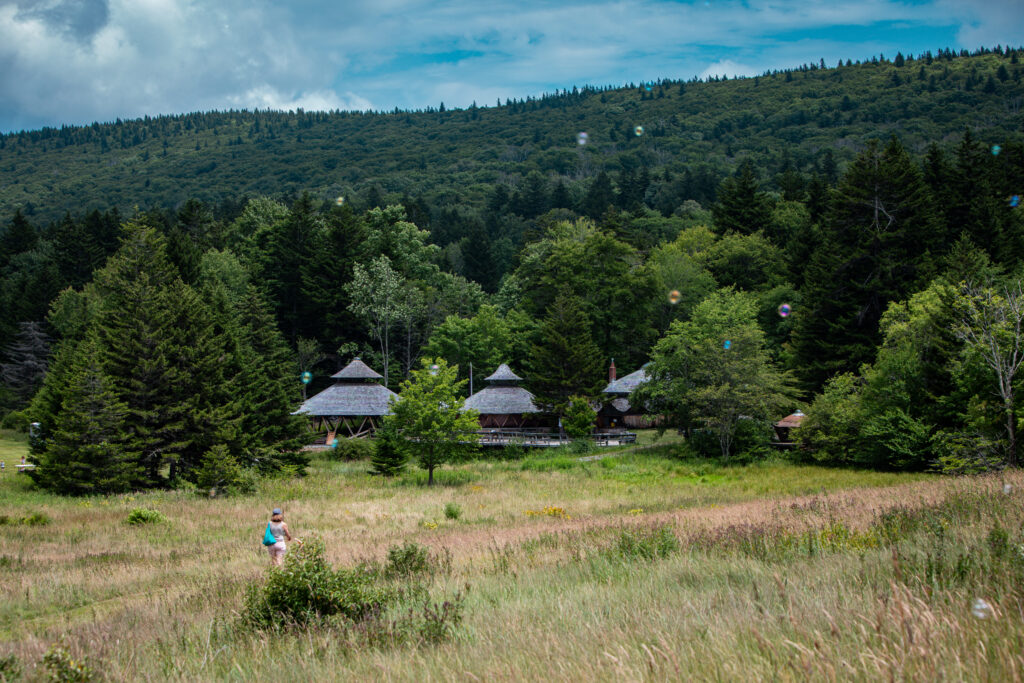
[{"xmin": 2, "ymin": 430, "xmax": 1023, "ymax": 681}]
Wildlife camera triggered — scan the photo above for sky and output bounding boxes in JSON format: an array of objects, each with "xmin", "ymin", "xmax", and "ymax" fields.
[{"xmin": 0, "ymin": 0, "xmax": 1021, "ymax": 133}]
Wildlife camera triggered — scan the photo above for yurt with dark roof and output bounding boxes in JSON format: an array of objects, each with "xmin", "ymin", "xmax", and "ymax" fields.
[
  {"xmin": 462, "ymin": 363, "xmax": 544, "ymax": 428},
  {"xmin": 293, "ymin": 358, "xmax": 398, "ymax": 439}
]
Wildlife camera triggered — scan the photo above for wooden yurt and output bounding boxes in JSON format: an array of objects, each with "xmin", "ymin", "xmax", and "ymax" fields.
[
  {"xmin": 293, "ymin": 358, "xmax": 398, "ymax": 439},
  {"xmin": 462, "ymin": 363, "xmax": 544, "ymax": 428}
]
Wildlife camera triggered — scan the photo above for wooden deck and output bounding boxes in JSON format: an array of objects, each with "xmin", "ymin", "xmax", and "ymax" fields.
[{"xmin": 475, "ymin": 429, "xmax": 637, "ymax": 448}]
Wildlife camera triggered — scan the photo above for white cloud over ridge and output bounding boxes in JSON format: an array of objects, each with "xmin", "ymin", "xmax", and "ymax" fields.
[{"xmin": 0, "ymin": 0, "xmax": 1020, "ymax": 132}]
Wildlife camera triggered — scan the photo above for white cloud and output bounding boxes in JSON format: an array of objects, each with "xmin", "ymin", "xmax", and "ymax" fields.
[
  {"xmin": 0, "ymin": 0, "xmax": 1020, "ymax": 131},
  {"xmin": 699, "ymin": 60, "xmax": 758, "ymax": 80}
]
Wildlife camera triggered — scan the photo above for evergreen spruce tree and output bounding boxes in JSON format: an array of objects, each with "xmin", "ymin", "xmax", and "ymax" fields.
[
  {"xmin": 711, "ymin": 160, "xmax": 773, "ymax": 234},
  {"xmin": 300, "ymin": 202, "xmax": 365, "ymax": 345},
  {"xmin": 368, "ymin": 421, "xmax": 407, "ymax": 477},
  {"xmin": 791, "ymin": 137, "xmax": 941, "ymax": 392},
  {"xmin": 582, "ymin": 172, "xmax": 615, "ymax": 218},
  {"xmin": 527, "ymin": 291, "xmax": 605, "ymax": 413},
  {"xmin": 260, "ymin": 193, "xmax": 322, "ymax": 341},
  {"xmin": 30, "ymin": 339, "xmax": 141, "ymax": 495},
  {"xmin": 0, "ymin": 321, "xmax": 51, "ymax": 409}
]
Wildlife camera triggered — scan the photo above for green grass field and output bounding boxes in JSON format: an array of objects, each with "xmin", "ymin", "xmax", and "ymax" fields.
[{"xmin": 2, "ymin": 431, "xmax": 1022, "ymax": 681}]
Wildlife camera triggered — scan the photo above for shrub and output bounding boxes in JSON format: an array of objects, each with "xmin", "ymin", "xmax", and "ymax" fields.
[
  {"xmin": 369, "ymin": 425, "xmax": 407, "ymax": 476},
  {"xmin": 386, "ymin": 541, "xmax": 431, "ymax": 578},
  {"xmin": 611, "ymin": 524, "xmax": 680, "ymax": 561},
  {"xmin": 0, "ymin": 653, "xmax": 21, "ymax": 681},
  {"xmin": 41, "ymin": 642, "xmax": 93, "ymax": 683},
  {"xmin": 0, "ymin": 410, "xmax": 29, "ymax": 431},
  {"xmin": 931, "ymin": 430, "xmax": 1006, "ymax": 474},
  {"xmin": 125, "ymin": 508, "xmax": 166, "ymax": 525},
  {"xmin": 193, "ymin": 444, "xmax": 254, "ymax": 496},
  {"xmin": 330, "ymin": 437, "xmax": 375, "ymax": 461},
  {"xmin": 564, "ymin": 396, "xmax": 596, "ymax": 439},
  {"xmin": 244, "ymin": 538, "xmax": 395, "ymax": 628},
  {"xmin": 1, "ymin": 511, "xmax": 51, "ymax": 526},
  {"xmin": 443, "ymin": 502, "xmax": 462, "ymax": 520}
]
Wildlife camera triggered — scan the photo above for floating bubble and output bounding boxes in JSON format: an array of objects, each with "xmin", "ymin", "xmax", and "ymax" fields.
[
  {"xmin": 429, "ymin": 363, "xmax": 440, "ymax": 376},
  {"xmin": 668, "ymin": 289, "xmax": 681, "ymax": 305},
  {"xmin": 330, "ymin": 439, "xmax": 338, "ymax": 448},
  {"xmin": 644, "ymin": 84, "xmax": 652, "ymax": 92},
  {"xmin": 1004, "ymin": 483, "xmax": 1013, "ymax": 495},
  {"xmin": 576, "ymin": 131, "xmax": 589, "ymax": 146},
  {"xmin": 778, "ymin": 303, "xmax": 792, "ymax": 318},
  {"xmin": 723, "ymin": 340, "xmax": 731, "ymax": 350},
  {"xmin": 335, "ymin": 196, "xmax": 344, "ymax": 206},
  {"xmin": 634, "ymin": 125, "xmax": 644, "ymax": 137},
  {"xmin": 971, "ymin": 598, "xmax": 993, "ymax": 619},
  {"xmin": 992, "ymin": 145, "xmax": 1002, "ymax": 156},
  {"xmin": 300, "ymin": 371, "xmax": 312, "ymax": 384},
  {"xmin": 1011, "ymin": 195, "xmax": 1020, "ymax": 208}
]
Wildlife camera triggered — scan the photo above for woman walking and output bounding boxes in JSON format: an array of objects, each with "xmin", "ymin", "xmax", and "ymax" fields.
[{"xmin": 264, "ymin": 508, "xmax": 292, "ymax": 566}]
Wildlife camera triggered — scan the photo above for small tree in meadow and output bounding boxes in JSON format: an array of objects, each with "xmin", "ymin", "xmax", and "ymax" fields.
[
  {"xmin": 385, "ymin": 358, "xmax": 479, "ymax": 485},
  {"xmin": 564, "ymin": 396, "xmax": 596, "ymax": 439}
]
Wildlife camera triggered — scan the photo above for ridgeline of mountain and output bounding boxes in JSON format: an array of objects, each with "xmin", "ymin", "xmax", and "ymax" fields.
[{"xmin": 1, "ymin": 47, "xmax": 1022, "ymax": 224}]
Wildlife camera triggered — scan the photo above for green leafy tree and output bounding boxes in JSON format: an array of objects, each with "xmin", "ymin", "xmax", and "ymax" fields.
[
  {"xmin": 564, "ymin": 396, "xmax": 597, "ymax": 439},
  {"xmin": 637, "ymin": 289, "xmax": 797, "ymax": 458},
  {"xmin": 384, "ymin": 358, "xmax": 479, "ymax": 485},
  {"xmin": 347, "ymin": 255, "xmax": 408, "ymax": 387},
  {"xmin": 422, "ymin": 304, "xmax": 512, "ymax": 384}
]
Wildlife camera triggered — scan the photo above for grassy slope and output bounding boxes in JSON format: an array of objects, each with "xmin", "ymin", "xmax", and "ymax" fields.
[
  {"xmin": 1, "ymin": 52, "xmax": 1021, "ymax": 223},
  {"xmin": 13, "ymin": 430, "xmax": 1024, "ymax": 680}
]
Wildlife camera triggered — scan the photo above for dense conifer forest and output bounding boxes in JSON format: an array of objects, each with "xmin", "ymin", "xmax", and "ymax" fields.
[{"xmin": 3, "ymin": 46, "xmax": 1024, "ymax": 491}]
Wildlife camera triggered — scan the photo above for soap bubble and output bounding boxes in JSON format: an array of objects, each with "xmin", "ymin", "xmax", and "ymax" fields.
[
  {"xmin": 300, "ymin": 371, "xmax": 312, "ymax": 384},
  {"xmin": 971, "ymin": 598, "xmax": 992, "ymax": 619},
  {"xmin": 429, "ymin": 363, "xmax": 440, "ymax": 376},
  {"xmin": 778, "ymin": 303, "xmax": 792, "ymax": 318},
  {"xmin": 723, "ymin": 340, "xmax": 731, "ymax": 350},
  {"xmin": 634, "ymin": 126, "xmax": 644, "ymax": 137},
  {"xmin": 644, "ymin": 84, "xmax": 652, "ymax": 92},
  {"xmin": 330, "ymin": 439, "xmax": 338, "ymax": 448},
  {"xmin": 335, "ymin": 196, "xmax": 344, "ymax": 206},
  {"xmin": 668, "ymin": 289, "xmax": 681, "ymax": 305},
  {"xmin": 576, "ymin": 131, "xmax": 589, "ymax": 146},
  {"xmin": 1010, "ymin": 195, "xmax": 1020, "ymax": 208},
  {"xmin": 992, "ymin": 145, "xmax": 1002, "ymax": 156},
  {"xmin": 1004, "ymin": 483, "xmax": 1013, "ymax": 495}
]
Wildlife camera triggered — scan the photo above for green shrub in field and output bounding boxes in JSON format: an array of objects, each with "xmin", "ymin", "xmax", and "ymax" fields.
[
  {"xmin": 244, "ymin": 538, "xmax": 396, "ymax": 628},
  {"xmin": 386, "ymin": 541, "xmax": 432, "ymax": 578},
  {"xmin": 125, "ymin": 508, "xmax": 166, "ymax": 525},
  {"xmin": 444, "ymin": 502, "xmax": 462, "ymax": 520},
  {"xmin": 611, "ymin": 524, "xmax": 680, "ymax": 561},
  {"xmin": 0, "ymin": 653, "xmax": 21, "ymax": 681},
  {"xmin": 193, "ymin": 444, "xmax": 255, "ymax": 496},
  {"xmin": 0, "ymin": 409, "xmax": 29, "ymax": 431},
  {"xmin": 0, "ymin": 511, "xmax": 51, "ymax": 526},
  {"xmin": 41, "ymin": 642, "xmax": 93, "ymax": 682},
  {"xmin": 330, "ymin": 437, "xmax": 375, "ymax": 461}
]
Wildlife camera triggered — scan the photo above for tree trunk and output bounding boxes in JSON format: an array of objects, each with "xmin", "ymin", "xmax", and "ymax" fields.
[
  {"xmin": 427, "ymin": 463, "xmax": 434, "ymax": 486},
  {"xmin": 1006, "ymin": 397, "xmax": 1018, "ymax": 467}
]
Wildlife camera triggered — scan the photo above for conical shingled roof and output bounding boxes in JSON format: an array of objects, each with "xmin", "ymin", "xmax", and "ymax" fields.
[
  {"xmin": 331, "ymin": 357, "xmax": 383, "ymax": 381},
  {"xmin": 463, "ymin": 363, "xmax": 541, "ymax": 415},
  {"xmin": 602, "ymin": 366, "xmax": 649, "ymax": 395},
  {"xmin": 294, "ymin": 358, "xmax": 396, "ymax": 416},
  {"xmin": 485, "ymin": 363, "xmax": 522, "ymax": 382}
]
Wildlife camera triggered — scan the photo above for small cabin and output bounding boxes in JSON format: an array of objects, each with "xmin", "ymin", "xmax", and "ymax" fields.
[
  {"xmin": 773, "ymin": 410, "xmax": 805, "ymax": 445},
  {"xmin": 597, "ymin": 359, "xmax": 653, "ymax": 429},
  {"xmin": 293, "ymin": 358, "xmax": 398, "ymax": 439}
]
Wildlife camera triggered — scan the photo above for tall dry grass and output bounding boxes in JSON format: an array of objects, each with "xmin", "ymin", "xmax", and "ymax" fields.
[{"xmin": 2, "ymin": 443, "xmax": 1019, "ymax": 681}]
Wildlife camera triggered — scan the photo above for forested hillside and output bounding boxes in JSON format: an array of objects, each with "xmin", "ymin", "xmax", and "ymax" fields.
[
  {"xmin": 1, "ymin": 48, "xmax": 1021, "ymax": 226},
  {"xmin": 2, "ymin": 46, "xmax": 1024, "ymax": 489}
]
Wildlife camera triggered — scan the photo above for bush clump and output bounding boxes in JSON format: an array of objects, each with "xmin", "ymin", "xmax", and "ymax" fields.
[
  {"xmin": 443, "ymin": 502, "xmax": 462, "ymax": 520},
  {"xmin": 41, "ymin": 642, "xmax": 94, "ymax": 682},
  {"xmin": 612, "ymin": 524, "xmax": 680, "ymax": 561},
  {"xmin": 125, "ymin": 508, "xmax": 166, "ymax": 525},
  {"xmin": 386, "ymin": 541, "xmax": 432, "ymax": 578},
  {"xmin": 329, "ymin": 437, "xmax": 375, "ymax": 461},
  {"xmin": 244, "ymin": 538, "xmax": 395, "ymax": 628},
  {"xmin": 0, "ymin": 511, "xmax": 51, "ymax": 526}
]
